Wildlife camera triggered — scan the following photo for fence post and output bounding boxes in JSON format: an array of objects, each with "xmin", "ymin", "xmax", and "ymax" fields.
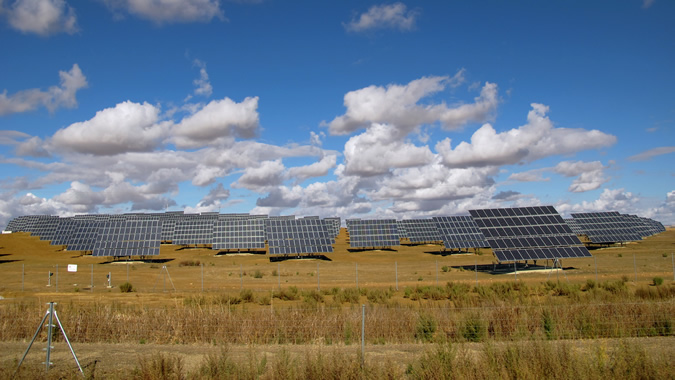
[
  {"xmin": 475, "ymin": 258, "xmax": 478, "ymax": 287},
  {"xmin": 317, "ymin": 262, "xmax": 320, "ymax": 291},
  {"xmin": 55, "ymin": 264, "xmax": 58, "ymax": 292},
  {"xmin": 435, "ymin": 260, "xmax": 438, "ymax": 286},
  {"xmin": 22, "ymin": 264, "xmax": 24, "ymax": 291},
  {"xmin": 595, "ymin": 256, "xmax": 598, "ymax": 283},
  {"xmin": 90, "ymin": 264, "xmax": 93, "ymax": 293},
  {"xmin": 672, "ymin": 253, "xmax": 674, "ymax": 281},
  {"xmin": 277, "ymin": 263, "xmax": 281, "ymax": 290},
  {"xmin": 240, "ymin": 264, "xmax": 243, "ymax": 290},
  {"xmin": 395, "ymin": 262, "xmax": 398, "ymax": 291},
  {"xmin": 201, "ymin": 263, "xmax": 204, "ymax": 292}
]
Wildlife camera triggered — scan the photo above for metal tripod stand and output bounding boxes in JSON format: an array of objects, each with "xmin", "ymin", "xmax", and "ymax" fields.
[{"xmin": 15, "ymin": 302, "xmax": 83, "ymax": 375}]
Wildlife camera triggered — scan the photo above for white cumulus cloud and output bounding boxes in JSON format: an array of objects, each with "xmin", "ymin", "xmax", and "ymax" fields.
[
  {"xmin": 51, "ymin": 100, "xmax": 168, "ymax": 155},
  {"xmin": 344, "ymin": 2, "xmax": 418, "ymax": 33},
  {"xmin": 0, "ymin": 64, "xmax": 87, "ymax": 116},
  {"xmin": 171, "ymin": 96, "xmax": 260, "ymax": 148},
  {"xmin": 327, "ymin": 73, "xmax": 492, "ymax": 136},
  {"xmin": 4, "ymin": 0, "xmax": 77, "ymax": 36},
  {"xmin": 103, "ymin": 0, "xmax": 224, "ymax": 24},
  {"xmin": 437, "ymin": 103, "xmax": 617, "ymax": 168},
  {"xmin": 343, "ymin": 124, "xmax": 434, "ymax": 176}
]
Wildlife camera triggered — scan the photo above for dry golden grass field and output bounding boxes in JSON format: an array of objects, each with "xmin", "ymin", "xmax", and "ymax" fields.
[{"xmin": 1, "ymin": 228, "xmax": 674, "ymax": 379}]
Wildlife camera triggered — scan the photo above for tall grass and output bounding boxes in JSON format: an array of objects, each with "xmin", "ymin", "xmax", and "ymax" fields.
[
  {"xmin": 1, "ymin": 283, "xmax": 673, "ymax": 346},
  {"xmin": 3, "ymin": 340, "xmax": 672, "ymax": 379}
]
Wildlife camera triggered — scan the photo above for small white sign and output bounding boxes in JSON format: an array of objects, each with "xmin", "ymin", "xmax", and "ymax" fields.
[{"xmin": 67, "ymin": 264, "xmax": 78, "ymax": 272}]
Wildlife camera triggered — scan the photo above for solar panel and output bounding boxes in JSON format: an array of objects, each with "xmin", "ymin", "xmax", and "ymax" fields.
[
  {"xmin": 469, "ymin": 206, "xmax": 591, "ymax": 263},
  {"xmin": 400, "ymin": 219, "xmax": 443, "ymax": 244},
  {"xmin": 173, "ymin": 214, "xmax": 217, "ymax": 245},
  {"xmin": 433, "ymin": 215, "xmax": 489, "ymax": 249},
  {"xmin": 92, "ymin": 218, "xmax": 161, "ymax": 257},
  {"xmin": 266, "ymin": 217, "xmax": 334, "ymax": 255},
  {"xmin": 64, "ymin": 221, "xmax": 101, "ymax": 251},
  {"xmin": 32, "ymin": 216, "xmax": 61, "ymax": 241},
  {"xmin": 213, "ymin": 217, "xmax": 267, "ymax": 250},
  {"xmin": 570, "ymin": 211, "xmax": 644, "ymax": 243},
  {"xmin": 346, "ymin": 219, "xmax": 400, "ymax": 248},
  {"xmin": 51, "ymin": 218, "xmax": 78, "ymax": 246},
  {"xmin": 323, "ymin": 217, "xmax": 341, "ymax": 239},
  {"xmin": 396, "ymin": 221, "xmax": 407, "ymax": 239}
]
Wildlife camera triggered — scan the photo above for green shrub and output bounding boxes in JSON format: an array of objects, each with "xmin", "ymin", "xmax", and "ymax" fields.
[
  {"xmin": 335, "ymin": 288, "xmax": 360, "ymax": 304},
  {"xmin": 415, "ymin": 314, "xmax": 437, "ymax": 343},
  {"xmin": 441, "ymin": 265, "xmax": 449, "ymax": 272},
  {"xmin": 302, "ymin": 289, "xmax": 324, "ymax": 304},
  {"xmin": 542, "ymin": 310, "xmax": 555, "ymax": 340},
  {"xmin": 119, "ymin": 282, "xmax": 134, "ymax": 293},
  {"xmin": 274, "ymin": 286, "xmax": 300, "ymax": 300},
  {"xmin": 461, "ymin": 313, "xmax": 486, "ymax": 342},
  {"xmin": 365, "ymin": 288, "xmax": 392, "ymax": 304},
  {"xmin": 583, "ymin": 279, "xmax": 597, "ymax": 291},
  {"xmin": 240, "ymin": 289, "xmax": 255, "ymax": 303},
  {"xmin": 652, "ymin": 277, "xmax": 664, "ymax": 286},
  {"xmin": 133, "ymin": 353, "xmax": 184, "ymax": 379},
  {"xmin": 253, "ymin": 270, "xmax": 263, "ymax": 279}
]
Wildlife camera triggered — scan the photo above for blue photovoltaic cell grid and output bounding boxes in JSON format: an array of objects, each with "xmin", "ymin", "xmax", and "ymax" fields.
[
  {"xmin": 433, "ymin": 215, "xmax": 489, "ymax": 249},
  {"xmin": 266, "ymin": 217, "xmax": 334, "ymax": 255},
  {"xmin": 469, "ymin": 206, "xmax": 591, "ymax": 263},
  {"xmin": 92, "ymin": 219, "xmax": 160, "ymax": 257},
  {"xmin": 346, "ymin": 219, "xmax": 400, "ymax": 248}
]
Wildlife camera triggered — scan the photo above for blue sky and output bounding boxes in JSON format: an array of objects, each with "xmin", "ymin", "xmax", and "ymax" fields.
[{"xmin": 0, "ymin": 0, "xmax": 673, "ymax": 227}]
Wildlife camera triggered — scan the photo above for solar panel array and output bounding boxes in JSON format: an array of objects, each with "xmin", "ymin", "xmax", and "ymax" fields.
[
  {"xmin": 634, "ymin": 215, "xmax": 666, "ymax": 236},
  {"xmin": 266, "ymin": 217, "xmax": 334, "ymax": 255},
  {"xmin": 569, "ymin": 212, "xmax": 643, "ymax": 243},
  {"xmin": 213, "ymin": 217, "xmax": 266, "ymax": 250},
  {"xmin": 92, "ymin": 219, "xmax": 160, "ymax": 257},
  {"xmin": 3, "ymin": 208, "xmax": 666, "ymax": 259},
  {"xmin": 346, "ymin": 219, "xmax": 400, "ymax": 248},
  {"xmin": 469, "ymin": 206, "xmax": 591, "ymax": 263},
  {"xmin": 400, "ymin": 219, "xmax": 443, "ymax": 244},
  {"xmin": 433, "ymin": 215, "xmax": 489, "ymax": 249}
]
